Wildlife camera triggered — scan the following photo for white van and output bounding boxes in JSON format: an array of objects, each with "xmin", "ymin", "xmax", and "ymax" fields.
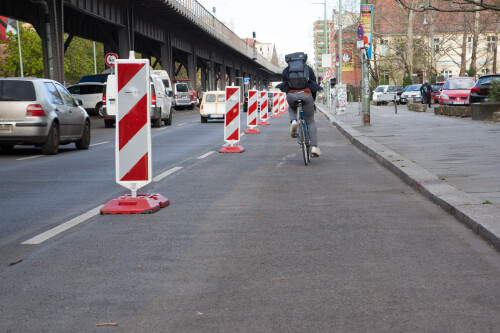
[
  {"xmin": 151, "ymin": 69, "xmax": 173, "ymax": 96},
  {"xmin": 101, "ymin": 73, "xmax": 172, "ymax": 128},
  {"xmin": 200, "ymin": 91, "xmax": 225, "ymax": 123}
]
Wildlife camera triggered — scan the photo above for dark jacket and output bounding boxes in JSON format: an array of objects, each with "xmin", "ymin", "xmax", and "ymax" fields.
[
  {"xmin": 277, "ymin": 65, "xmax": 323, "ymax": 99},
  {"xmin": 421, "ymin": 82, "xmax": 432, "ymax": 96}
]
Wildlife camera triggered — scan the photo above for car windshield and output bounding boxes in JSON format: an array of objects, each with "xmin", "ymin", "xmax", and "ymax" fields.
[
  {"xmin": 0, "ymin": 80, "xmax": 36, "ymax": 101},
  {"xmin": 432, "ymin": 84, "xmax": 443, "ymax": 92},
  {"xmin": 477, "ymin": 76, "xmax": 500, "ymax": 85},
  {"xmin": 443, "ymin": 79, "xmax": 476, "ymax": 90},
  {"xmin": 374, "ymin": 86, "xmax": 386, "ymax": 92},
  {"xmin": 176, "ymin": 84, "xmax": 189, "ymax": 92},
  {"xmin": 405, "ymin": 85, "xmax": 420, "ymax": 91}
]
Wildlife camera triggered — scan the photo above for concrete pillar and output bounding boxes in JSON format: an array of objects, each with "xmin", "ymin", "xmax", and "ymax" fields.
[{"xmin": 118, "ymin": 28, "xmax": 130, "ymax": 59}]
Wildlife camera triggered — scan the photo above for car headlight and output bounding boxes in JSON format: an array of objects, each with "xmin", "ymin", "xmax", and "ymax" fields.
[{"xmin": 441, "ymin": 93, "xmax": 449, "ymax": 99}]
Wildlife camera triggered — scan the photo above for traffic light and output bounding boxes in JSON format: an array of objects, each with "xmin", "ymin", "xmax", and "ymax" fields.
[
  {"xmin": 252, "ymin": 32, "xmax": 256, "ymax": 39},
  {"xmin": 330, "ymin": 78, "xmax": 337, "ymax": 87}
]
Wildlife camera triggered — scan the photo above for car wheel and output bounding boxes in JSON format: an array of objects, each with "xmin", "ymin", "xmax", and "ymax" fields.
[
  {"xmin": 104, "ymin": 119, "xmax": 114, "ymax": 128},
  {"xmin": 152, "ymin": 117, "xmax": 162, "ymax": 128},
  {"xmin": 75, "ymin": 121, "xmax": 90, "ymax": 150},
  {"xmin": 165, "ymin": 109, "xmax": 172, "ymax": 126},
  {"xmin": 42, "ymin": 123, "xmax": 59, "ymax": 155},
  {"xmin": 201, "ymin": 117, "xmax": 208, "ymax": 123},
  {"xmin": 95, "ymin": 102, "xmax": 103, "ymax": 117}
]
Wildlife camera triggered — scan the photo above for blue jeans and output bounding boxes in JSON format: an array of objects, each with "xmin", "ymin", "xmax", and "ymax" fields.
[{"xmin": 286, "ymin": 91, "xmax": 318, "ymax": 146}]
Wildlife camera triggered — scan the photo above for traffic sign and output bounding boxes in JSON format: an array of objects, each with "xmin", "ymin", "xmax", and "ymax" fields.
[
  {"xmin": 105, "ymin": 53, "xmax": 118, "ymax": 67},
  {"xmin": 357, "ymin": 24, "xmax": 364, "ymax": 40},
  {"xmin": 322, "ymin": 69, "xmax": 333, "ymax": 79},
  {"xmin": 244, "ymin": 77, "xmax": 250, "ymax": 85}
]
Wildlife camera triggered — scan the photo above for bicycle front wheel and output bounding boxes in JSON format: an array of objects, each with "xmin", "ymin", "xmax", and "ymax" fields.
[{"xmin": 299, "ymin": 120, "xmax": 308, "ymax": 166}]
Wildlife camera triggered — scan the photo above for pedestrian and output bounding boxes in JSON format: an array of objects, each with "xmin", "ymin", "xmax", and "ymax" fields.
[
  {"xmin": 277, "ymin": 52, "xmax": 323, "ymax": 157},
  {"xmin": 421, "ymin": 81, "xmax": 432, "ymax": 108}
]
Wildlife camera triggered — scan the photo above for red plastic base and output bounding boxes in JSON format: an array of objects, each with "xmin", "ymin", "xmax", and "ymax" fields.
[
  {"xmin": 100, "ymin": 194, "xmax": 170, "ymax": 214},
  {"xmin": 279, "ymin": 111, "xmax": 287, "ymax": 114},
  {"xmin": 219, "ymin": 145, "xmax": 245, "ymax": 153},
  {"xmin": 258, "ymin": 121, "xmax": 270, "ymax": 125},
  {"xmin": 244, "ymin": 128, "xmax": 260, "ymax": 134},
  {"xmin": 271, "ymin": 114, "xmax": 280, "ymax": 118}
]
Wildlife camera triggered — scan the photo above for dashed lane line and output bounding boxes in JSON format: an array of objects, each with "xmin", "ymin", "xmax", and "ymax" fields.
[
  {"xmin": 153, "ymin": 166, "xmax": 183, "ymax": 182},
  {"xmin": 22, "ymin": 205, "xmax": 104, "ymax": 245},
  {"xmin": 197, "ymin": 151, "xmax": 215, "ymax": 159}
]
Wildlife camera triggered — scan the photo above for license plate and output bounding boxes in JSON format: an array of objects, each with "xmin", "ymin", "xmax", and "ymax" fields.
[
  {"xmin": 0, "ymin": 124, "xmax": 12, "ymax": 132},
  {"xmin": 452, "ymin": 101, "xmax": 465, "ymax": 105},
  {"xmin": 210, "ymin": 114, "xmax": 223, "ymax": 118}
]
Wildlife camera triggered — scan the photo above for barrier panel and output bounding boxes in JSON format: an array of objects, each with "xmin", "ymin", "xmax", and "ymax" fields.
[
  {"xmin": 258, "ymin": 91, "xmax": 270, "ymax": 125},
  {"xmin": 245, "ymin": 89, "xmax": 260, "ymax": 134},
  {"xmin": 101, "ymin": 59, "xmax": 169, "ymax": 214},
  {"xmin": 220, "ymin": 86, "xmax": 245, "ymax": 153},
  {"xmin": 279, "ymin": 92, "xmax": 286, "ymax": 113},
  {"xmin": 271, "ymin": 92, "xmax": 280, "ymax": 118}
]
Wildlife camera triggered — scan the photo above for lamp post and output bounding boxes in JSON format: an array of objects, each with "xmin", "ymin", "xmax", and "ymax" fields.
[{"xmin": 313, "ymin": 0, "xmax": 330, "ymax": 107}]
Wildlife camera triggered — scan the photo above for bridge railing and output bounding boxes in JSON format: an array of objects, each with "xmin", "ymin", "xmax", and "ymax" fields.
[{"xmin": 165, "ymin": 0, "xmax": 282, "ymax": 74}]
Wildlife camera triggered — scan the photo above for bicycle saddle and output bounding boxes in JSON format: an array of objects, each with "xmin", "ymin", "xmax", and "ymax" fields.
[{"xmin": 293, "ymin": 99, "xmax": 304, "ymax": 107}]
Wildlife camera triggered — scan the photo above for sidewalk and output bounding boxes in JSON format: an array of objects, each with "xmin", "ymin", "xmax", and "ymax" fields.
[{"xmin": 316, "ymin": 101, "xmax": 500, "ymax": 250}]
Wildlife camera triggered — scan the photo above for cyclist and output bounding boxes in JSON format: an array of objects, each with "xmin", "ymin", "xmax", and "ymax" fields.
[
  {"xmin": 421, "ymin": 81, "xmax": 432, "ymax": 108},
  {"xmin": 277, "ymin": 53, "xmax": 323, "ymax": 157}
]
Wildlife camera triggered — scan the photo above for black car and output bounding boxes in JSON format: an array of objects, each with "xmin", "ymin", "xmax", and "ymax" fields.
[{"xmin": 470, "ymin": 74, "xmax": 500, "ymax": 103}]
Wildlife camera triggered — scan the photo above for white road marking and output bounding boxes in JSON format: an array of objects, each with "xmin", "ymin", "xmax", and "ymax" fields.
[
  {"xmin": 90, "ymin": 141, "xmax": 109, "ymax": 147},
  {"xmin": 153, "ymin": 166, "xmax": 183, "ymax": 182},
  {"xmin": 16, "ymin": 155, "xmax": 41, "ymax": 161},
  {"xmin": 176, "ymin": 123, "xmax": 186, "ymax": 127},
  {"xmin": 22, "ymin": 205, "xmax": 104, "ymax": 245},
  {"xmin": 197, "ymin": 151, "xmax": 215, "ymax": 159}
]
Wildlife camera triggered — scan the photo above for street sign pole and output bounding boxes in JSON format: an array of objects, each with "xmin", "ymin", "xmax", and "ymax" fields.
[{"xmin": 361, "ymin": 1, "xmax": 372, "ymax": 125}]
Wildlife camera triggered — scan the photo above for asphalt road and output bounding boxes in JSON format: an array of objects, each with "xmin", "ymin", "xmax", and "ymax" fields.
[{"xmin": 0, "ymin": 108, "xmax": 499, "ymax": 332}]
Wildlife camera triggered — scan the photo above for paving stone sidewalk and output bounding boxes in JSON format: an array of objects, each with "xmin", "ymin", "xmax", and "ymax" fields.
[{"xmin": 316, "ymin": 101, "xmax": 500, "ymax": 250}]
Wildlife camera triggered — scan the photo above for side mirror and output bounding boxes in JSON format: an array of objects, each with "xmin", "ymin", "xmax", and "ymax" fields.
[
  {"xmin": 168, "ymin": 90, "xmax": 174, "ymax": 97},
  {"xmin": 77, "ymin": 99, "xmax": 83, "ymax": 106}
]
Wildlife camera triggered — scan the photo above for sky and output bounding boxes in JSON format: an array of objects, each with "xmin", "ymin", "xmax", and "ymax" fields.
[{"xmin": 196, "ymin": 0, "xmax": 355, "ymax": 65}]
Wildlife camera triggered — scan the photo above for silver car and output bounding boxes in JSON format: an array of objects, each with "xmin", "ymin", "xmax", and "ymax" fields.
[{"xmin": 0, "ymin": 78, "xmax": 91, "ymax": 155}]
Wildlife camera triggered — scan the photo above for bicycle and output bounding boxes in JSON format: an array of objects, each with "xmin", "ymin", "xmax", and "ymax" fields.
[{"xmin": 296, "ymin": 100, "xmax": 311, "ymax": 165}]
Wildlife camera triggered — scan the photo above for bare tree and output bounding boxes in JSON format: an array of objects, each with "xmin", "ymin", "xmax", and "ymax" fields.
[{"xmin": 396, "ymin": 0, "xmax": 499, "ymax": 12}]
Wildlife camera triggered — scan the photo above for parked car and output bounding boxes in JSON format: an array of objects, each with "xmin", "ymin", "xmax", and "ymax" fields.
[
  {"xmin": 469, "ymin": 74, "xmax": 500, "ymax": 104},
  {"xmin": 372, "ymin": 85, "xmax": 404, "ymax": 105},
  {"xmin": 400, "ymin": 84, "xmax": 422, "ymax": 104},
  {"xmin": 67, "ymin": 82, "xmax": 105, "ymax": 116},
  {"xmin": 101, "ymin": 74, "xmax": 172, "ymax": 128},
  {"xmin": 372, "ymin": 85, "xmax": 390, "ymax": 105},
  {"xmin": 172, "ymin": 78, "xmax": 197, "ymax": 108},
  {"xmin": 200, "ymin": 91, "xmax": 225, "ymax": 123},
  {"xmin": 431, "ymin": 81, "xmax": 445, "ymax": 103},
  {"xmin": 172, "ymin": 82, "xmax": 192, "ymax": 110},
  {"xmin": 439, "ymin": 77, "xmax": 476, "ymax": 105},
  {"xmin": 0, "ymin": 78, "xmax": 90, "ymax": 155}
]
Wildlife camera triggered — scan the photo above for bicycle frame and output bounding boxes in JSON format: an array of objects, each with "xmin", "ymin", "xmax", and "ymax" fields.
[{"xmin": 296, "ymin": 102, "xmax": 311, "ymax": 165}]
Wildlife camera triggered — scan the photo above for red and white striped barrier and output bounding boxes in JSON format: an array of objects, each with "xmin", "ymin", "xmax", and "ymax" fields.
[
  {"xmin": 101, "ymin": 59, "xmax": 169, "ymax": 214},
  {"xmin": 279, "ymin": 92, "xmax": 287, "ymax": 114},
  {"xmin": 220, "ymin": 86, "xmax": 244, "ymax": 153},
  {"xmin": 258, "ymin": 91, "xmax": 270, "ymax": 125},
  {"xmin": 244, "ymin": 89, "xmax": 259, "ymax": 134},
  {"xmin": 271, "ymin": 91, "xmax": 280, "ymax": 118}
]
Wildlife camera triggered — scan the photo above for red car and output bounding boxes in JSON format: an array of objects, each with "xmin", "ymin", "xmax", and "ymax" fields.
[
  {"xmin": 431, "ymin": 81, "xmax": 444, "ymax": 103},
  {"xmin": 439, "ymin": 77, "xmax": 477, "ymax": 106},
  {"xmin": 172, "ymin": 78, "xmax": 198, "ymax": 107}
]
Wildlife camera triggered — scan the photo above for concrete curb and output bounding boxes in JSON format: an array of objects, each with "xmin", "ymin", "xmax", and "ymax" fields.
[{"xmin": 316, "ymin": 104, "xmax": 500, "ymax": 250}]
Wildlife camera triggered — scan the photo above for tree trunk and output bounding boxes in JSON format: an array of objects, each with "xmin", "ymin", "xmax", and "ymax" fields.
[
  {"xmin": 459, "ymin": 14, "xmax": 468, "ymax": 77},
  {"xmin": 470, "ymin": 9, "xmax": 480, "ymax": 75}
]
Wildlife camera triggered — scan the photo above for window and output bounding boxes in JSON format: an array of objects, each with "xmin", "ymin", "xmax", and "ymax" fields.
[
  {"xmin": 434, "ymin": 38, "xmax": 440, "ymax": 53},
  {"xmin": 467, "ymin": 36, "xmax": 473, "ymax": 54},
  {"xmin": 487, "ymin": 36, "xmax": 496, "ymax": 53},
  {"xmin": 44, "ymin": 82, "xmax": 64, "ymax": 105},
  {"xmin": 55, "ymin": 83, "xmax": 76, "ymax": 107},
  {"xmin": 441, "ymin": 70, "xmax": 453, "ymax": 79},
  {"xmin": 0, "ymin": 80, "xmax": 36, "ymax": 101},
  {"xmin": 217, "ymin": 94, "xmax": 225, "ymax": 102},
  {"xmin": 381, "ymin": 73, "xmax": 389, "ymax": 84}
]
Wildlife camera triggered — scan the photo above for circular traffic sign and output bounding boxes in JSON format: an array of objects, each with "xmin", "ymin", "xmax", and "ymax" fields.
[
  {"xmin": 105, "ymin": 53, "xmax": 118, "ymax": 67},
  {"xmin": 357, "ymin": 24, "xmax": 364, "ymax": 40}
]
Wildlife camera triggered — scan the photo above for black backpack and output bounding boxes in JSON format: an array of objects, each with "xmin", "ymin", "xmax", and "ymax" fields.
[{"xmin": 285, "ymin": 52, "xmax": 309, "ymax": 90}]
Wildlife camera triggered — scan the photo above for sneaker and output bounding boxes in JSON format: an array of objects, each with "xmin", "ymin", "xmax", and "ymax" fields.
[
  {"xmin": 311, "ymin": 146, "xmax": 321, "ymax": 157},
  {"xmin": 290, "ymin": 120, "xmax": 298, "ymax": 138}
]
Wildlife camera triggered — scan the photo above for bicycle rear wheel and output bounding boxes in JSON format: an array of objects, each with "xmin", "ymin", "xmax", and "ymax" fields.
[{"xmin": 299, "ymin": 120, "xmax": 308, "ymax": 166}]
